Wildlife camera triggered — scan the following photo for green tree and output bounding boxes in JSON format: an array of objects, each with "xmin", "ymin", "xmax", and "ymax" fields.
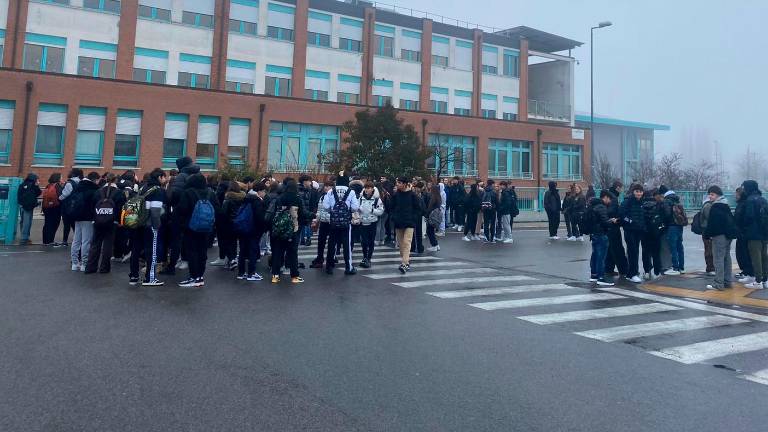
[{"xmin": 325, "ymin": 105, "xmax": 431, "ymax": 180}]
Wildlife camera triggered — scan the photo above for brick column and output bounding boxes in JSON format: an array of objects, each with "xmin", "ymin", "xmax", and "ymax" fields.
[
  {"xmin": 62, "ymin": 106, "xmax": 79, "ymax": 169},
  {"xmin": 139, "ymin": 108, "xmax": 165, "ymax": 170},
  {"xmin": 102, "ymin": 108, "xmax": 117, "ymax": 168},
  {"xmin": 360, "ymin": 7, "xmax": 376, "ymax": 105},
  {"xmin": 217, "ymin": 116, "xmax": 229, "ymax": 168},
  {"xmin": 419, "ymin": 19, "xmax": 433, "ymax": 109},
  {"xmin": 291, "ymin": 0, "xmax": 309, "ymax": 98},
  {"xmin": 4, "ymin": 0, "xmax": 30, "ymax": 68},
  {"xmin": 477, "ymin": 135, "xmax": 489, "ymax": 180},
  {"xmin": 186, "ymin": 114, "xmax": 199, "ymax": 161},
  {"xmin": 210, "ymin": 0, "xmax": 231, "ymax": 90},
  {"xmin": 471, "ymin": 29, "xmax": 483, "ymax": 116},
  {"xmin": 115, "ymin": 0, "xmax": 138, "ymax": 80},
  {"xmin": 16, "ymin": 84, "xmax": 38, "ymax": 174},
  {"xmin": 518, "ymin": 37, "xmax": 529, "ymax": 121}
]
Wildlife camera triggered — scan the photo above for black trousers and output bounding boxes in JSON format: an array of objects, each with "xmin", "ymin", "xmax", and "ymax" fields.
[
  {"xmin": 113, "ymin": 226, "xmax": 130, "ymax": 259},
  {"xmin": 455, "ymin": 204, "xmax": 465, "ymax": 227},
  {"xmin": 61, "ymin": 214, "xmax": 74, "ymax": 244},
  {"xmin": 42, "ymin": 206, "xmax": 61, "ymax": 245},
  {"xmin": 605, "ymin": 227, "xmax": 628, "ymax": 275},
  {"xmin": 238, "ymin": 230, "xmax": 263, "ymax": 275},
  {"xmin": 272, "ymin": 231, "xmax": 300, "ymax": 277},
  {"xmin": 314, "ymin": 222, "xmax": 331, "ymax": 264},
  {"xmin": 327, "ymin": 225, "xmax": 353, "ymax": 271},
  {"xmin": 411, "ymin": 219, "xmax": 424, "ymax": 253},
  {"xmin": 426, "ymin": 223, "xmax": 438, "ymax": 247},
  {"xmin": 184, "ymin": 230, "xmax": 209, "ymax": 279},
  {"xmin": 736, "ymin": 237, "xmax": 754, "ymax": 276},
  {"xmin": 546, "ymin": 210, "xmax": 560, "ymax": 237},
  {"xmin": 464, "ymin": 211, "xmax": 478, "ymax": 236},
  {"xmin": 624, "ymin": 229, "xmax": 642, "ymax": 278},
  {"xmin": 360, "ymin": 223, "xmax": 377, "ymax": 260},
  {"xmin": 86, "ymin": 224, "xmax": 115, "ymax": 273},
  {"xmin": 217, "ymin": 224, "xmax": 237, "ymax": 261},
  {"xmin": 483, "ymin": 209, "xmax": 497, "ymax": 241},
  {"xmin": 642, "ymin": 232, "xmax": 663, "ymax": 275},
  {"xmin": 129, "ymin": 227, "xmax": 161, "ymax": 282}
]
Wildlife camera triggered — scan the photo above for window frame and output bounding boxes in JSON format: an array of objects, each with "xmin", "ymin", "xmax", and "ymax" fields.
[
  {"xmin": 162, "ymin": 138, "xmax": 186, "ymax": 166},
  {"xmin": 305, "ymin": 89, "xmax": 329, "ymax": 101},
  {"xmin": 339, "ymin": 38, "xmax": 362, "ymax": 52},
  {"xmin": 114, "ymin": 134, "xmax": 141, "ymax": 167},
  {"xmin": 23, "ymin": 43, "xmax": 65, "ymax": 73},
  {"xmin": 267, "ymin": 121, "xmax": 340, "ymax": 172},
  {"xmin": 265, "ymin": 76, "xmax": 292, "ymax": 96},
  {"xmin": 138, "ymin": 5, "xmax": 171, "ymax": 22},
  {"xmin": 454, "ymin": 108, "xmax": 471, "ymax": 116},
  {"xmin": 432, "ymin": 54, "xmax": 448, "ymax": 67},
  {"xmin": 542, "ymin": 143, "xmax": 583, "ymax": 181},
  {"xmin": 133, "ymin": 68, "xmax": 167, "ymax": 84},
  {"xmin": 182, "ymin": 11, "xmax": 215, "ymax": 28},
  {"xmin": 401, "ymin": 49, "xmax": 421, "ymax": 62},
  {"xmin": 375, "ymin": 34, "xmax": 394, "ymax": 57},
  {"xmin": 308, "ymin": 31, "xmax": 331, "ymax": 47},
  {"xmin": 267, "ymin": 26, "xmax": 295, "ymax": 41},
  {"xmin": 399, "ymin": 99, "xmax": 420, "ymax": 111},
  {"xmin": 229, "ymin": 18, "xmax": 257, "ymax": 35},
  {"xmin": 488, "ymin": 139, "xmax": 531, "ymax": 179},
  {"xmin": 74, "ymin": 130, "xmax": 104, "ymax": 166},
  {"xmin": 178, "ymin": 71, "xmax": 210, "ymax": 89},
  {"xmin": 430, "ymin": 100, "xmax": 448, "ymax": 114},
  {"xmin": 33, "ymin": 124, "xmax": 66, "ymax": 166},
  {"xmin": 482, "ymin": 64, "xmax": 498, "ymax": 75},
  {"xmin": 83, "ymin": 0, "xmax": 121, "ymax": 14},
  {"xmin": 0, "ymin": 129, "xmax": 12, "ymax": 164},
  {"xmin": 337, "ymin": 92, "xmax": 360, "ymax": 104},
  {"xmin": 427, "ymin": 134, "xmax": 477, "ymax": 177},
  {"xmin": 77, "ymin": 56, "xmax": 116, "ymax": 79},
  {"xmin": 503, "ymin": 54, "xmax": 519, "ymax": 78}
]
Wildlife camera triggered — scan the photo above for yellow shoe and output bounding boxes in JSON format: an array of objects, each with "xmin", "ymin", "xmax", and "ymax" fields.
[
  {"xmin": 291, "ymin": 277, "xmax": 305, "ymax": 284},
  {"xmin": 271, "ymin": 275, "xmax": 280, "ymax": 284}
]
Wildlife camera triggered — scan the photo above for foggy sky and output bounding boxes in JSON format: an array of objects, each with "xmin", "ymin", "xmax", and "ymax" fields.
[{"xmin": 406, "ymin": 0, "xmax": 768, "ymax": 166}]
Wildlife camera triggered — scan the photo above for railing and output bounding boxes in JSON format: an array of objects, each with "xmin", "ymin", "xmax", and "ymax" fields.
[
  {"xmin": 488, "ymin": 171, "xmax": 534, "ymax": 180},
  {"xmin": 268, "ymin": 163, "xmax": 331, "ymax": 174},
  {"xmin": 543, "ymin": 173, "xmax": 583, "ymax": 182},
  {"xmin": 368, "ymin": 1, "xmax": 503, "ymax": 33},
  {"xmin": 528, "ymin": 99, "xmax": 571, "ymax": 122}
]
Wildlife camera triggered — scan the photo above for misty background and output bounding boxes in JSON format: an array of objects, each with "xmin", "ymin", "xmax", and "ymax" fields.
[{"xmin": 403, "ymin": 0, "xmax": 768, "ymax": 184}]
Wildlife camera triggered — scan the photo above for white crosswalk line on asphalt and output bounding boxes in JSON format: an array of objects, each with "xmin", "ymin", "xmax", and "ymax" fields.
[
  {"xmin": 368, "ymin": 256, "xmax": 443, "ymax": 264},
  {"xmin": 364, "ymin": 267, "xmax": 496, "ymax": 280},
  {"xmin": 297, "ymin": 251, "xmax": 401, "ymax": 259},
  {"xmin": 427, "ymin": 284, "xmax": 576, "ymax": 299},
  {"xmin": 357, "ymin": 261, "xmax": 466, "ymax": 271},
  {"xmin": 574, "ymin": 315, "xmax": 749, "ymax": 342},
  {"xmin": 741, "ymin": 369, "xmax": 768, "ymax": 386},
  {"xmin": 518, "ymin": 303, "xmax": 682, "ymax": 325},
  {"xmin": 648, "ymin": 331, "xmax": 768, "ymax": 364},
  {"xmin": 469, "ymin": 293, "xmax": 623, "ymax": 311},
  {"xmin": 394, "ymin": 275, "xmax": 535, "ymax": 289}
]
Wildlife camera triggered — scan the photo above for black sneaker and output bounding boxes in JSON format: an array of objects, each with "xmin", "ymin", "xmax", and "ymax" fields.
[
  {"xmin": 359, "ymin": 259, "xmax": 370, "ymax": 269},
  {"xmin": 310, "ymin": 260, "xmax": 324, "ymax": 269},
  {"xmin": 178, "ymin": 278, "xmax": 196, "ymax": 287},
  {"xmin": 398, "ymin": 264, "xmax": 407, "ymax": 274},
  {"xmin": 344, "ymin": 267, "xmax": 357, "ymax": 276},
  {"xmin": 129, "ymin": 277, "xmax": 139, "ymax": 286},
  {"xmin": 405, "ymin": 264, "xmax": 411, "ymax": 272}
]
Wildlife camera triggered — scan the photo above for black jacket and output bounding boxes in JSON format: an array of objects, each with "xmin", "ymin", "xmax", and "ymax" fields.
[
  {"xmin": 737, "ymin": 190, "xmax": 767, "ymax": 241},
  {"xmin": 704, "ymin": 200, "xmax": 735, "ymax": 239},
  {"xmin": 167, "ymin": 159, "xmax": 200, "ymax": 207},
  {"xmin": 571, "ymin": 194, "xmax": 586, "ymax": 216},
  {"xmin": 498, "ymin": 189, "xmax": 515, "ymax": 215},
  {"xmin": 298, "ymin": 184, "xmax": 319, "ymax": 215},
  {"xmin": 588, "ymin": 197, "xmax": 611, "ymax": 236},
  {"xmin": 620, "ymin": 196, "xmax": 647, "ymax": 232},
  {"xmin": 390, "ymin": 189, "xmax": 423, "ymax": 229},
  {"xmin": 245, "ymin": 193, "xmax": 267, "ymax": 234},
  {"xmin": 464, "ymin": 189, "xmax": 482, "ymax": 213},
  {"xmin": 73, "ymin": 179, "xmax": 100, "ymax": 222},
  {"xmin": 176, "ymin": 179, "xmax": 221, "ymax": 230},
  {"xmin": 17, "ymin": 180, "xmax": 41, "ymax": 211},
  {"xmin": 544, "ymin": 187, "xmax": 561, "ymax": 213},
  {"xmin": 222, "ymin": 191, "xmax": 247, "ymax": 228},
  {"xmin": 482, "ymin": 187, "xmax": 498, "ymax": 211}
]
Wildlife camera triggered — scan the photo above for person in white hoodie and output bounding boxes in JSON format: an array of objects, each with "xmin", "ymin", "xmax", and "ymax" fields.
[
  {"xmin": 358, "ymin": 181, "xmax": 385, "ymax": 268},
  {"xmin": 322, "ymin": 172, "xmax": 360, "ymax": 275}
]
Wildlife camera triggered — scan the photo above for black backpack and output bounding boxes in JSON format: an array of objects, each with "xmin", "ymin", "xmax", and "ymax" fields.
[
  {"xmin": 61, "ymin": 180, "xmax": 80, "ymax": 218},
  {"xmin": 18, "ymin": 184, "xmax": 38, "ymax": 210},
  {"xmin": 329, "ymin": 189, "xmax": 352, "ymax": 228},
  {"xmin": 691, "ymin": 212, "xmax": 704, "ymax": 235},
  {"xmin": 94, "ymin": 187, "xmax": 117, "ymax": 227}
]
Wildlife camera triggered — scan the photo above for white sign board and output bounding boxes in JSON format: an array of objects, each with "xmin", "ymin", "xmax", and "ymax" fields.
[{"xmin": 571, "ymin": 128, "xmax": 585, "ymax": 140}]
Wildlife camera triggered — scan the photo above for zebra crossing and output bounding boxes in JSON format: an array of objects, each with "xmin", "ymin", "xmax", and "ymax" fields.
[{"xmin": 318, "ymin": 247, "xmax": 768, "ymax": 386}]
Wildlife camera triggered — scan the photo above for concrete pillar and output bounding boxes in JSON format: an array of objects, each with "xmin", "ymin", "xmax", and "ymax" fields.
[
  {"xmin": 115, "ymin": 0, "xmax": 138, "ymax": 80},
  {"xmin": 360, "ymin": 7, "xmax": 376, "ymax": 105},
  {"xmin": 211, "ymin": 0, "xmax": 231, "ymax": 90},
  {"xmin": 291, "ymin": 0, "xmax": 309, "ymax": 98},
  {"xmin": 419, "ymin": 19, "xmax": 433, "ymax": 109},
  {"xmin": 4, "ymin": 0, "xmax": 30, "ymax": 68},
  {"xmin": 518, "ymin": 37, "xmax": 529, "ymax": 121},
  {"xmin": 471, "ymin": 29, "xmax": 483, "ymax": 116}
]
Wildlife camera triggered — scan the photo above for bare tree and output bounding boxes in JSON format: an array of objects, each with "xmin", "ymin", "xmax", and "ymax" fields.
[
  {"xmin": 593, "ymin": 152, "xmax": 618, "ymax": 190},
  {"xmin": 737, "ymin": 147, "xmax": 768, "ymax": 186},
  {"xmin": 682, "ymin": 159, "xmax": 725, "ymax": 190},
  {"xmin": 655, "ymin": 152, "xmax": 685, "ymax": 190},
  {"xmin": 630, "ymin": 155, "xmax": 657, "ymax": 187}
]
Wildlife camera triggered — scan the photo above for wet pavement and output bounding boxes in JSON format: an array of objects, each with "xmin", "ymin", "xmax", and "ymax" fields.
[{"xmin": 1, "ymin": 225, "xmax": 768, "ymax": 431}]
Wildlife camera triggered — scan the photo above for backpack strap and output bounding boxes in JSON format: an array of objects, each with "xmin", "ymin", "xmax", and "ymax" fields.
[
  {"xmin": 342, "ymin": 188, "xmax": 351, "ymax": 202},
  {"xmin": 332, "ymin": 188, "xmax": 340, "ymax": 203}
]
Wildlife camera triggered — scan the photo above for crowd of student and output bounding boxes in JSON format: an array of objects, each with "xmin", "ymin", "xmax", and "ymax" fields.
[{"xmin": 14, "ymin": 158, "xmax": 525, "ymax": 289}]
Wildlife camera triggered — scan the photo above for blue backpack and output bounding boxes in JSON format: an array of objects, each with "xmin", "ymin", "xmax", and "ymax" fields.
[
  {"xmin": 188, "ymin": 192, "xmax": 215, "ymax": 233},
  {"xmin": 233, "ymin": 201, "xmax": 254, "ymax": 234}
]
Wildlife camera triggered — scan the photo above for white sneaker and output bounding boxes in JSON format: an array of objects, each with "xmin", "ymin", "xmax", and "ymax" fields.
[
  {"xmin": 120, "ymin": 252, "xmax": 131, "ymax": 263},
  {"xmin": 426, "ymin": 246, "xmax": 439, "ymax": 252},
  {"xmin": 739, "ymin": 276, "xmax": 755, "ymax": 284},
  {"xmin": 706, "ymin": 271, "xmax": 716, "ymax": 276},
  {"xmin": 664, "ymin": 270, "xmax": 681, "ymax": 276},
  {"xmin": 457, "ymin": 226, "xmax": 463, "ymax": 232},
  {"xmin": 679, "ymin": 269, "xmax": 686, "ymax": 274},
  {"xmin": 210, "ymin": 258, "xmax": 226, "ymax": 266},
  {"xmin": 577, "ymin": 237, "xmax": 585, "ymax": 242},
  {"xmin": 745, "ymin": 282, "xmax": 763, "ymax": 289},
  {"xmin": 473, "ymin": 235, "xmax": 483, "ymax": 241},
  {"xmin": 503, "ymin": 238, "xmax": 514, "ymax": 244},
  {"xmin": 462, "ymin": 236, "xmax": 471, "ymax": 242},
  {"xmin": 247, "ymin": 273, "xmax": 263, "ymax": 282},
  {"xmin": 71, "ymin": 263, "xmax": 80, "ymax": 271},
  {"xmin": 494, "ymin": 237, "xmax": 504, "ymax": 242},
  {"xmin": 596, "ymin": 280, "xmax": 615, "ymax": 286},
  {"xmin": 176, "ymin": 260, "xmax": 188, "ymax": 270},
  {"xmin": 567, "ymin": 236, "xmax": 576, "ymax": 241},
  {"xmin": 79, "ymin": 265, "xmax": 86, "ymax": 272},
  {"xmin": 437, "ymin": 231, "xmax": 445, "ymax": 237},
  {"xmin": 589, "ymin": 277, "xmax": 598, "ymax": 282},
  {"xmin": 550, "ymin": 236, "xmax": 560, "ymax": 240},
  {"xmin": 643, "ymin": 272, "xmax": 651, "ymax": 281},
  {"xmin": 629, "ymin": 276, "xmax": 643, "ymax": 283}
]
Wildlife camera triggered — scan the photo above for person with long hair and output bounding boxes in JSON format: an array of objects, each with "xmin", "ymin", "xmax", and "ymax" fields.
[
  {"xmin": 426, "ymin": 184, "xmax": 442, "ymax": 252},
  {"xmin": 41, "ymin": 172, "xmax": 63, "ymax": 246},
  {"xmin": 462, "ymin": 183, "xmax": 482, "ymax": 241},
  {"xmin": 543, "ymin": 181, "xmax": 561, "ymax": 239}
]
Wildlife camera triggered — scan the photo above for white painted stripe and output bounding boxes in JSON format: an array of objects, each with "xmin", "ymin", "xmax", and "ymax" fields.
[
  {"xmin": 369, "ymin": 256, "xmax": 444, "ymax": 264},
  {"xmin": 741, "ymin": 369, "xmax": 768, "ymax": 385},
  {"xmin": 297, "ymin": 250, "xmax": 401, "ymax": 259},
  {"xmin": 648, "ymin": 332, "xmax": 768, "ymax": 364},
  {"xmin": 394, "ymin": 275, "xmax": 535, "ymax": 289},
  {"xmin": 364, "ymin": 267, "xmax": 496, "ymax": 280},
  {"xmin": 574, "ymin": 315, "xmax": 748, "ymax": 342},
  {"xmin": 519, "ymin": 303, "xmax": 681, "ymax": 325},
  {"xmin": 470, "ymin": 293, "xmax": 623, "ymax": 311},
  {"xmin": 357, "ymin": 261, "xmax": 465, "ymax": 271},
  {"xmin": 598, "ymin": 287, "xmax": 768, "ymax": 323},
  {"xmin": 427, "ymin": 284, "xmax": 576, "ymax": 299}
]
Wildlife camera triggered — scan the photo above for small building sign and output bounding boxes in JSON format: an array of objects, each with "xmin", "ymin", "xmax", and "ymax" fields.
[{"xmin": 571, "ymin": 128, "xmax": 585, "ymax": 140}]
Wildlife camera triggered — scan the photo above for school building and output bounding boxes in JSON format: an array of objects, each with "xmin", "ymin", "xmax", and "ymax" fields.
[{"xmin": 0, "ymin": 0, "xmax": 590, "ymax": 185}]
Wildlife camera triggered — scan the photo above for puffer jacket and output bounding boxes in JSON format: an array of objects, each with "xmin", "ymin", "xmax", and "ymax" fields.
[
  {"xmin": 588, "ymin": 197, "xmax": 610, "ymax": 236},
  {"xmin": 359, "ymin": 189, "xmax": 385, "ymax": 225},
  {"xmin": 315, "ymin": 193, "xmax": 330, "ymax": 223},
  {"xmin": 222, "ymin": 190, "xmax": 247, "ymax": 226},
  {"xmin": 620, "ymin": 196, "xmax": 646, "ymax": 232},
  {"xmin": 738, "ymin": 181, "xmax": 768, "ymax": 241}
]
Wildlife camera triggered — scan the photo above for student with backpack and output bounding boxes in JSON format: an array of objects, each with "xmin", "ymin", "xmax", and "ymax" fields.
[
  {"xmin": 266, "ymin": 178, "xmax": 310, "ymax": 283},
  {"xmin": 410, "ymin": 181, "xmax": 427, "ymax": 254},
  {"xmin": 127, "ymin": 168, "xmax": 168, "ymax": 286},
  {"xmin": 235, "ymin": 182, "xmax": 267, "ymax": 281},
  {"xmin": 358, "ymin": 181, "xmax": 385, "ymax": 267},
  {"xmin": 425, "ymin": 184, "xmax": 443, "ymax": 252},
  {"xmin": 703, "ymin": 186, "xmax": 737, "ymax": 290},
  {"xmin": 310, "ymin": 183, "xmax": 334, "ymax": 269},
  {"xmin": 113, "ymin": 171, "xmax": 137, "ymax": 263},
  {"xmin": 736, "ymin": 180, "xmax": 768, "ymax": 289},
  {"xmin": 41, "ymin": 173, "xmax": 63, "ymax": 246},
  {"xmin": 17, "ymin": 173, "xmax": 41, "ymax": 245},
  {"xmin": 641, "ymin": 189, "xmax": 664, "ymax": 280},
  {"xmin": 481, "ymin": 180, "xmax": 499, "ymax": 243},
  {"xmin": 661, "ymin": 189, "xmax": 687, "ymax": 275},
  {"xmin": 58, "ymin": 168, "xmax": 83, "ymax": 247},
  {"xmin": 85, "ymin": 173, "xmax": 126, "ymax": 274},
  {"xmin": 68, "ymin": 172, "xmax": 100, "ymax": 271},
  {"xmin": 322, "ymin": 173, "xmax": 360, "ymax": 276},
  {"xmin": 584, "ymin": 191, "xmax": 615, "ymax": 286},
  {"xmin": 175, "ymin": 173, "xmax": 218, "ymax": 288},
  {"xmin": 222, "ymin": 181, "xmax": 247, "ymax": 271}
]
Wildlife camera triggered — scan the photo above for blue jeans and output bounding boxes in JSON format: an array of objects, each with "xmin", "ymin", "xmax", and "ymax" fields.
[
  {"xmin": 20, "ymin": 209, "xmax": 34, "ymax": 242},
  {"xmin": 591, "ymin": 234, "xmax": 609, "ymax": 280},
  {"xmin": 300, "ymin": 224, "xmax": 312, "ymax": 244},
  {"xmin": 666, "ymin": 225, "xmax": 685, "ymax": 271}
]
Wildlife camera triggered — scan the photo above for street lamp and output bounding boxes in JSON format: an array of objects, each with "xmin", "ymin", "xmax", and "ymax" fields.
[{"xmin": 590, "ymin": 21, "xmax": 612, "ymax": 185}]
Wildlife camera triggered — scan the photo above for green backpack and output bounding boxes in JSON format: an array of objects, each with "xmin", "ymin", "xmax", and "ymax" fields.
[
  {"xmin": 271, "ymin": 208, "xmax": 294, "ymax": 240},
  {"xmin": 120, "ymin": 186, "xmax": 157, "ymax": 229}
]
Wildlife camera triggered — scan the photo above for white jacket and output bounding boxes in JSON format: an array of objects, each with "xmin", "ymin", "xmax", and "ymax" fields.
[{"xmin": 359, "ymin": 188, "xmax": 385, "ymax": 225}]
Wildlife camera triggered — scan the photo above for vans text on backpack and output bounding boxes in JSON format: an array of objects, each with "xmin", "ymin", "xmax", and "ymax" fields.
[{"xmin": 94, "ymin": 188, "xmax": 118, "ymax": 227}]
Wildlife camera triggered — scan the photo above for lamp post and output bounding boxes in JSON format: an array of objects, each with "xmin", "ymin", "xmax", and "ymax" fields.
[{"xmin": 590, "ymin": 21, "xmax": 612, "ymax": 185}]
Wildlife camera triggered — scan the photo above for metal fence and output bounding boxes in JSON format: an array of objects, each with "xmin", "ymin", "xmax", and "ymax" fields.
[{"xmin": 0, "ymin": 177, "xmax": 21, "ymax": 245}]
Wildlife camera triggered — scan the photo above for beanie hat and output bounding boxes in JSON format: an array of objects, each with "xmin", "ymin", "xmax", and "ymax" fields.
[
  {"xmin": 707, "ymin": 185, "xmax": 723, "ymax": 196},
  {"xmin": 336, "ymin": 175, "xmax": 350, "ymax": 187}
]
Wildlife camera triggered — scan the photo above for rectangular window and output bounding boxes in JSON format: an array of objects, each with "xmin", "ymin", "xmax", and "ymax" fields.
[
  {"xmin": 304, "ymin": 89, "xmax": 328, "ymax": 101},
  {"xmin": 265, "ymin": 76, "xmax": 291, "ymax": 96},
  {"xmin": 308, "ymin": 31, "xmax": 331, "ymax": 47},
  {"xmin": 196, "ymin": 116, "xmax": 219, "ymax": 170},
  {"xmin": 454, "ymin": 40, "xmax": 473, "ymax": 70},
  {"xmin": 163, "ymin": 113, "xmax": 188, "ymax": 165},
  {"xmin": 427, "ymin": 134, "xmax": 477, "ymax": 177},
  {"xmin": 139, "ymin": 5, "xmax": 172, "ymax": 22},
  {"xmin": 481, "ymin": 109, "xmax": 496, "ymax": 119},
  {"xmin": 74, "ymin": 107, "xmax": 107, "ymax": 166},
  {"xmin": 432, "ymin": 55, "xmax": 448, "ymax": 67},
  {"xmin": 268, "ymin": 26, "xmax": 294, "ymax": 41},
  {"xmin": 227, "ymin": 118, "xmax": 250, "ymax": 165},
  {"xmin": 337, "ymin": 92, "xmax": 360, "ymax": 104},
  {"xmin": 133, "ymin": 68, "xmax": 166, "ymax": 84},
  {"xmin": 399, "ymin": 100, "xmax": 419, "ymax": 111},
  {"xmin": 268, "ymin": 122, "xmax": 339, "ymax": 172},
  {"xmin": 454, "ymin": 108, "xmax": 471, "ymax": 116},
  {"xmin": 229, "ymin": 19, "xmax": 258, "ymax": 35},
  {"xmin": 84, "ymin": 0, "xmax": 121, "ymax": 13},
  {"xmin": 489, "ymin": 139, "xmax": 531, "ymax": 179},
  {"xmin": 114, "ymin": 109, "xmax": 142, "ymax": 167},
  {"xmin": 482, "ymin": 65, "xmax": 497, "ymax": 74},
  {"xmin": 401, "ymin": 49, "xmax": 421, "ymax": 62},
  {"xmin": 375, "ymin": 35, "xmax": 394, "ymax": 57},
  {"xmin": 339, "ymin": 38, "xmax": 362, "ymax": 52},
  {"xmin": 23, "ymin": 43, "xmax": 65, "ymax": 73},
  {"xmin": 34, "ymin": 104, "xmax": 68, "ymax": 166},
  {"xmin": 542, "ymin": 143, "xmax": 583, "ymax": 181},
  {"xmin": 0, "ymin": 101, "xmax": 15, "ymax": 165},
  {"xmin": 0, "ymin": 129, "xmax": 10, "ymax": 165},
  {"xmin": 374, "ymin": 96, "xmax": 392, "ymax": 107},
  {"xmin": 77, "ymin": 57, "xmax": 116, "ymax": 79},
  {"xmin": 430, "ymin": 100, "xmax": 448, "ymax": 114},
  {"xmin": 226, "ymin": 81, "xmax": 254, "ymax": 93},
  {"xmin": 182, "ymin": 11, "xmax": 214, "ymax": 28},
  {"xmin": 178, "ymin": 72, "xmax": 210, "ymax": 89},
  {"xmin": 503, "ymin": 52, "xmax": 519, "ymax": 77},
  {"xmin": 503, "ymin": 112, "xmax": 517, "ymax": 121}
]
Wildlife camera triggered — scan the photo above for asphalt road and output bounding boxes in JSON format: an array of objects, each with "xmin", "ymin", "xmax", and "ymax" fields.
[{"xmin": 2, "ymin": 227, "xmax": 768, "ymax": 432}]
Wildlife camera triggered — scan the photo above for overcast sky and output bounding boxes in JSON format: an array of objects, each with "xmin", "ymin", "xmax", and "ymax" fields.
[{"xmin": 406, "ymin": 0, "xmax": 768, "ymax": 167}]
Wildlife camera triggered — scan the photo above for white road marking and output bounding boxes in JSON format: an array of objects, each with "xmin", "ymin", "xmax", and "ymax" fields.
[
  {"xmin": 357, "ymin": 261, "xmax": 466, "ymax": 271},
  {"xmin": 574, "ymin": 315, "xmax": 749, "ymax": 342},
  {"xmin": 597, "ymin": 287, "xmax": 768, "ymax": 323},
  {"xmin": 368, "ymin": 256, "xmax": 444, "ymax": 264},
  {"xmin": 648, "ymin": 331, "xmax": 768, "ymax": 364},
  {"xmin": 364, "ymin": 267, "xmax": 496, "ymax": 280},
  {"xmin": 741, "ymin": 369, "xmax": 768, "ymax": 385},
  {"xmin": 427, "ymin": 284, "xmax": 576, "ymax": 299},
  {"xmin": 393, "ymin": 275, "xmax": 535, "ymax": 289},
  {"xmin": 297, "ymin": 250, "xmax": 401, "ymax": 259},
  {"xmin": 519, "ymin": 303, "xmax": 681, "ymax": 325},
  {"xmin": 470, "ymin": 293, "xmax": 623, "ymax": 311}
]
